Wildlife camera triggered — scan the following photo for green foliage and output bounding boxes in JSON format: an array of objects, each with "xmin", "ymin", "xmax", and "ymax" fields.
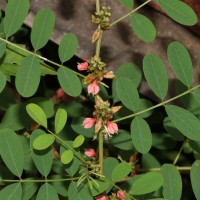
[
  {"xmin": 118, "ymin": 0, "xmax": 134, "ymax": 9},
  {"xmin": 143, "ymin": 54, "xmax": 168, "ymax": 99},
  {"xmin": 57, "ymin": 67, "xmax": 82, "ymax": 97},
  {"xmin": 31, "ymin": 9, "xmax": 55, "ymax": 50},
  {"xmin": 73, "ymin": 135, "xmax": 85, "ymax": 148},
  {"xmin": 131, "ymin": 13, "xmax": 156, "ymax": 42},
  {"xmin": 157, "ymin": 0, "xmax": 198, "ymax": 26},
  {"xmin": 33, "ymin": 134, "xmax": 55, "ymax": 150},
  {"xmin": 116, "ymin": 77, "xmax": 140, "ymax": 111},
  {"xmin": 36, "ymin": 183, "xmax": 59, "ymax": 200},
  {"xmin": 59, "ymin": 33, "xmax": 78, "ymax": 63},
  {"xmin": 130, "ymin": 172, "xmax": 163, "ymax": 195},
  {"xmin": 30, "ymin": 129, "xmax": 53, "ymax": 177},
  {"xmin": 191, "ymin": 160, "xmax": 200, "ymax": 199},
  {"xmin": 0, "ymin": 183, "xmax": 22, "ymax": 199},
  {"xmin": 0, "ymin": 0, "xmax": 199, "ymax": 199},
  {"xmin": 15, "ymin": 55, "xmax": 41, "ymax": 97},
  {"xmin": 167, "ymin": 42, "xmax": 193, "ymax": 87},
  {"xmin": 131, "ymin": 117, "xmax": 152, "ymax": 154},
  {"xmin": 26, "ymin": 103, "xmax": 47, "ymax": 128},
  {"xmin": 161, "ymin": 164, "xmax": 182, "ymax": 200},
  {"xmin": 55, "ymin": 108, "xmax": 67, "ymax": 134},
  {"xmin": 0, "ymin": 71, "xmax": 6, "ymax": 93},
  {"xmin": 0, "ymin": 129, "xmax": 24, "ymax": 177},
  {"xmin": 3, "ymin": 0, "xmax": 30, "ymax": 37},
  {"xmin": 61, "ymin": 150, "xmax": 74, "ymax": 165},
  {"xmin": 165, "ymin": 105, "xmax": 200, "ymax": 141},
  {"xmin": 112, "ymin": 162, "xmax": 131, "ymax": 182}
]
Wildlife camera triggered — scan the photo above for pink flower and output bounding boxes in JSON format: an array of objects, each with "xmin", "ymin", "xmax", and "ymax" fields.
[
  {"xmin": 88, "ymin": 80, "xmax": 100, "ymax": 95},
  {"xmin": 117, "ymin": 190, "xmax": 126, "ymax": 199},
  {"xmin": 95, "ymin": 195, "xmax": 107, "ymax": 200},
  {"xmin": 77, "ymin": 62, "xmax": 88, "ymax": 71},
  {"xmin": 106, "ymin": 121, "xmax": 118, "ymax": 135},
  {"xmin": 84, "ymin": 148, "xmax": 96, "ymax": 157},
  {"xmin": 83, "ymin": 118, "xmax": 96, "ymax": 128}
]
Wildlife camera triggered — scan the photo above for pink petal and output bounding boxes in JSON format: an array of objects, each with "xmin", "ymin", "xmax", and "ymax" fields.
[
  {"xmin": 84, "ymin": 148, "xmax": 96, "ymax": 157},
  {"xmin": 83, "ymin": 118, "xmax": 96, "ymax": 128},
  {"xmin": 117, "ymin": 190, "xmax": 126, "ymax": 199},
  {"xmin": 77, "ymin": 62, "xmax": 89, "ymax": 71},
  {"xmin": 106, "ymin": 121, "xmax": 118, "ymax": 134},
  {"xmin": 95, "ymin": 195, "xmax": 107, "ymax": 200},
  {"xmin": 88, "ymin": 80, "xmax": 100, "ymax": 95}
]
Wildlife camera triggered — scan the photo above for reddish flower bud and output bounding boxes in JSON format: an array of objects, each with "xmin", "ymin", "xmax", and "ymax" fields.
[
  {"xmin": 88, "ymin": 80, "xmax": 100, "ymax": 95},
  {"xmin": 106, "ymin": 121, "xmax": 118, "ymax": 135},
  {"xmin": 77, "ymin": 62, "xmax": 89, "ymax": 71},
  {"xmin": 84, "ymin": 148, "xmax": 96, "ymax": 157},
  {"xmin": 117, "ymin": 190, "xmax": 126, "ymax": 199},
  {"xmin": 83, "ymin": 118, "xmax": 96, "ymax": 128},
  {"xmin": 95, "ymin": 195, "xmax": 107, "ymax": 200}
]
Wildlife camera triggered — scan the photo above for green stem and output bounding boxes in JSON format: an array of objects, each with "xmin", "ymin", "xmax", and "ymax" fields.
[
  {"xmin": 173, "ymin": 139, "xmax": 188, "ymax": 165},
  {"xmin": 95, "ymin": 30, "xmax": 103, "ymax": 58},
  {"xmin": 2, "ymin": 177, "xmax": 80, "ymax": 183},
  {"xmin": 113, "ymin": 84, "xmax": 200, "ymax": 123},
  {"xmin": 47, "ymin": 129, "xmax": 85, "ymax": 163},
  {"xmin": 138, "ymin": 166, "xmax": 191, "ymax": 172},
  {"xmin": 0, "ymin": 37, "xmax": 85, "ymax": 78},
  {"xmin": 98, "ymin": 132, "xmax": 104, "ymax": 175},
  {"xmin": 96, "ymin": 0, "xmax": 100, "ymax": 13},
  {"xmin": 110, "ymin": 0, "xmax": 152, "ymax": 27}
]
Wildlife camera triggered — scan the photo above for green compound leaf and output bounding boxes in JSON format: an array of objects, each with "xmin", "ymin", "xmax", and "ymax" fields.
[
  {"xmin": 0, "ymin": 40, "xmax": 6, "ymax": 58},
  {"xmin": 158, "ymin": 0, "xmax": 198, "ymax": 26},
  {"xmin": 165, "ymin": 105, "xmax": 200, "ymax": 141},
  {"xmin": 30, "ymin": 129, "xmax": 53, "ymax": 177},
  {"xmin": 57, "ymin": 67, "xmax": 82, "ymax": 97},
  {"xmin": 130, "ymin": 172, "xmax": 163, "ymax": 195},
  {"xmin": 0, "ymin": 128, "xmax": 24, "ymax": 177},
  {"xmin": 112, "ymin": 63, "xmax": 141, "ymax": 103},
  {"xmin": 31, "ymin": 9, "xmax": 55, "ymax": 50},
  {"xmin": 3, "ymin": 0, "xmax": 30, "ymax": 37},
  {"xmin": 36, "ymin": 183, "xmax": 59, "ymax": 200},
  {"xmin": 58, "ymin": 33, "xmax": 78, "ymax": 63},
  {"xmin": 118, "ymin": 0, "xmax": 134, "ymax": 9},
  {"xmin": 131, "ymin": 13, "xmax": 156, "ymax": 42},
  {"xmin": 112, "ymin": 162, "xmax": 131, "ymax": 182},
  {"xmin": 0, "ymin": 183, "xmax": 22, "ymax": 200},
  {"xmin": 116, "ymin": 77, "xmax": 140, "ymax": 111},
  {"xmin": 131, "ymin": 117, "xmax": 152, "ymax": 154},
  {"xmin": 61, "ymin": 150, "xmax": 74, "ymax": 165},
  {"xmin": 68, "ymin": 181, "xmax": 93, "ymax": 200},
  {"xmin": 161, "ymin": 164, "xmax": 182, "ymax": 200},
  {"xmin": 143, "ymin": 54, "xmax": 168, "ymax": 99},
  {"xmin": 15, "ymin": 55, "xmax": 41, "ymax": 97},
  {"xmin": 55, "ymin": 108, "xmax": 67, "ymax": 134},
  {"xmin": 0, "ymin": 72, "xmax": 6, "ymax": 93},
  {"xmin": 73, "ymin": 135, "xmax": 85, "ymax": 148},
  {"xmin": 191, "ymin": 160, "xmax": 200, "ymax": 200},
  {"xmin": 167, "ymin": 42, "xmax": 193, "ymax": 87},
  {"xmin": 33, "ymin": 134, "xmax": 55, "ymax": 150},
  {"xmin": 26, "ymin": 103, "xmax": 47, "ymax": 128}
]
